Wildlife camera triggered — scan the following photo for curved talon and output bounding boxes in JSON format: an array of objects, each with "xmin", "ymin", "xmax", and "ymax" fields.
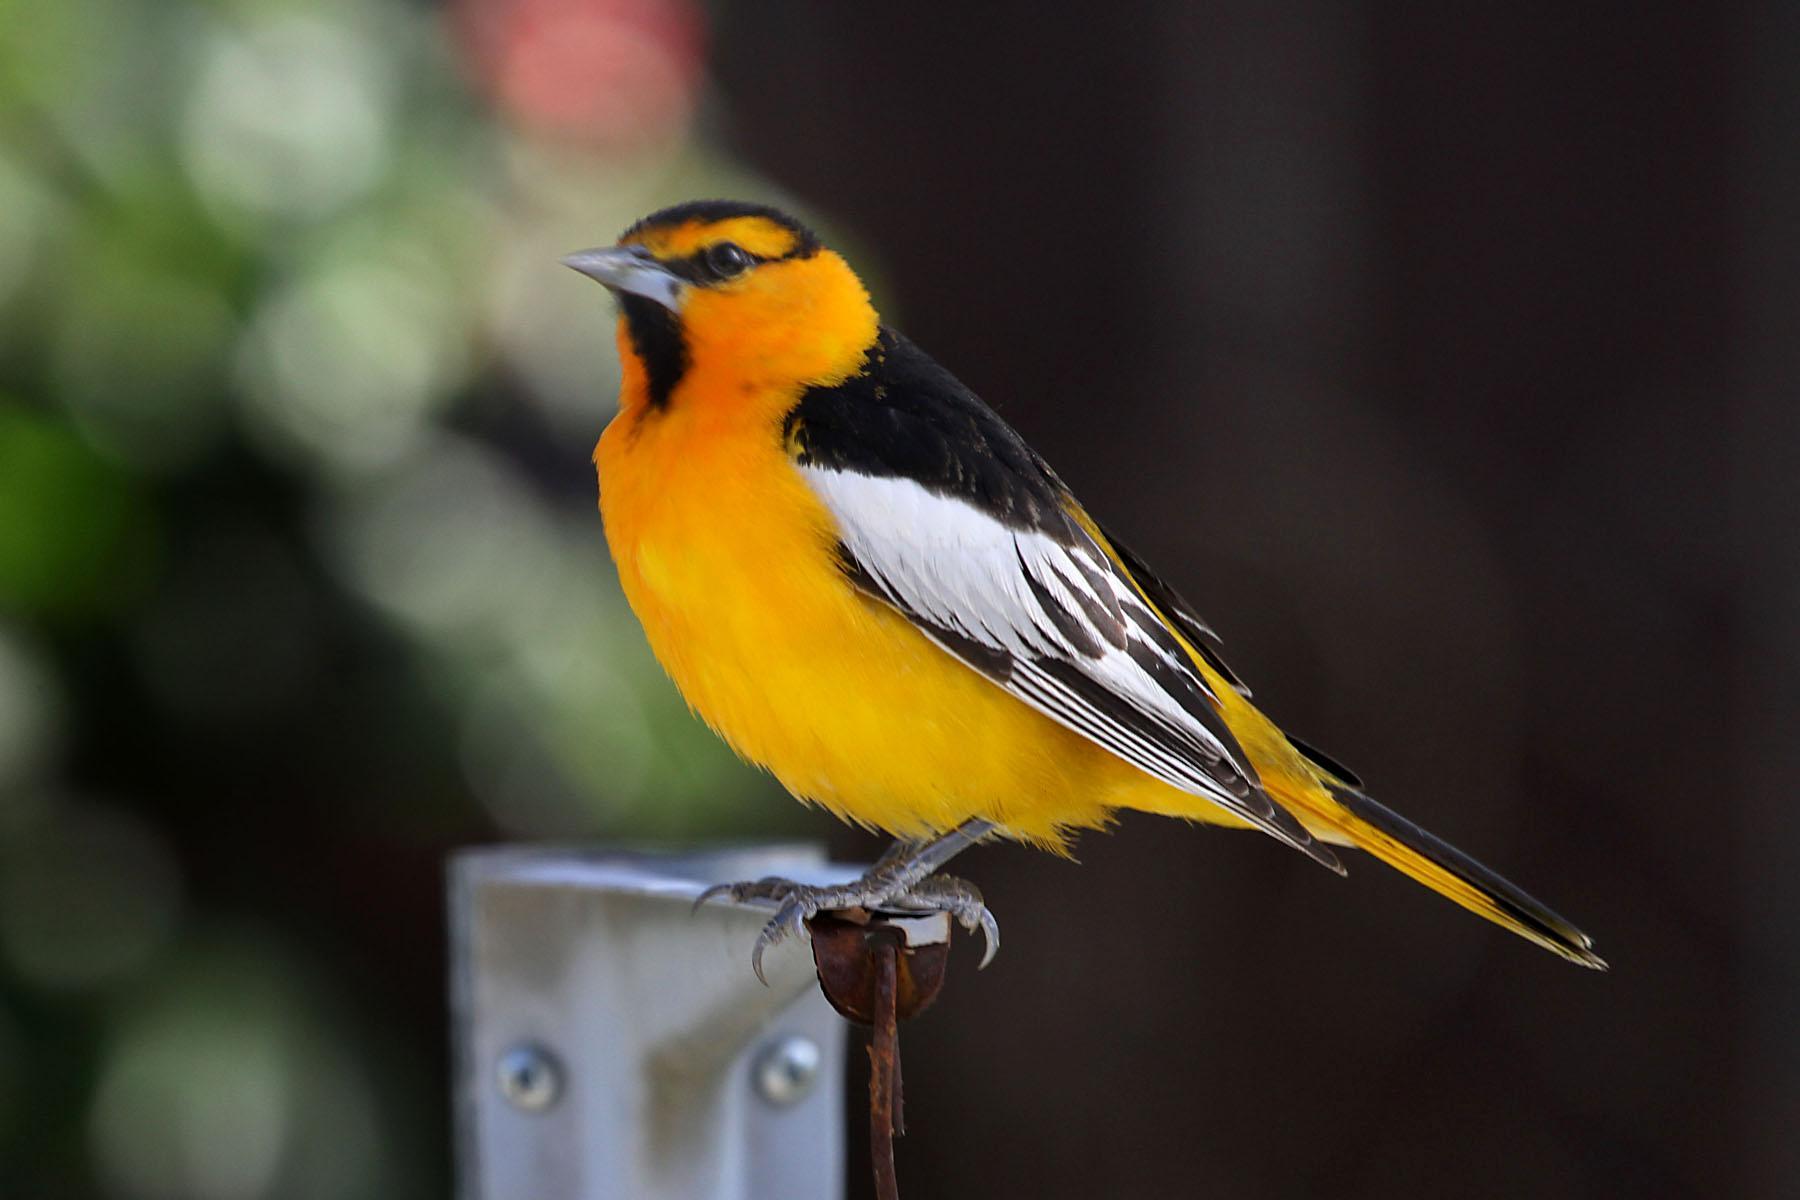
[
  {"xmin": 692, "ymin": 880, "xmax": 736, "ymax": 913},
  {"xmin": 750, "ymin": 895, "xmax": 813, "ymax": 985},
  {"xmin": 693, "ymin": 874, "xmax": 808, "ymax": 915},
  {"xmin": 974, "ymin": 907, "xmax": 1000, "ymax": 968}
]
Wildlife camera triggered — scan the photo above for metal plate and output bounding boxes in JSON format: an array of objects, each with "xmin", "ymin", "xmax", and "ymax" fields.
[{"xmin": 450, "ymin": 845, "xmax": 854, "ymax": 1200}]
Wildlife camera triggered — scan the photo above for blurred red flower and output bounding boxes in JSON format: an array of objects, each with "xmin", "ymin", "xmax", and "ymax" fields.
[{"xmin": 452, "ymin": 0, "xmax": 705, "ymax": 150}]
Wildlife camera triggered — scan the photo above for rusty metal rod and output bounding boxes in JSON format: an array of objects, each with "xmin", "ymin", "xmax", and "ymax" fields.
[
  {"xmin": 891, "ymin": 1013, "xmax": 906, "ymax": 1140},
  {"xmin": 868, "ymin": 936, "xmax": 901, "ymax": 1200}
]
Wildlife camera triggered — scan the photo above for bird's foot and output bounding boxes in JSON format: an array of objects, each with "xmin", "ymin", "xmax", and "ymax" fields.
[
  {"xmin": 881, "ymin": 874, "xmax": 1000, "ymax": 969},
  {"xmin": 695, "ymin": 871, "xmax": 1000, "ymax": 984}
]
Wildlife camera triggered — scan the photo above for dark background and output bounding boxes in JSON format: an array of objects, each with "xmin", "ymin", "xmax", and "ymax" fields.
[{"xmin": 2, "ymin": 2, "xmax": 1792, "ymax": 1197}]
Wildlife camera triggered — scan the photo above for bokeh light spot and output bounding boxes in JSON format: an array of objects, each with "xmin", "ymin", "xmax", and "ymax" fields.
[
  {"xmin": 0, "ymin": 623, "xmax": 63, "ymax": 806},
  {"xmin": 52, "ymin": 256, "xmax": 234, "ymax": 473},
  {"xmin": 88, "ymin": 941, "xmax": 386, "ymax": 1200},
  {"xmin": 459, "ymin": 669, "xmax": 650, "ymax": 835},
  {"xmin": 0, "ymin": 152, "xmax": 53, "ymax": 311},
  {"xmin": 0, "ymin": 803, "xmax": 182, "ymax": 991},
  {"xmin": 454, "ymin": 0, "xmax": 703, "ymax": 149},
  {"xmin": 180, "ymin": 15, "xmax": 392, "ymax": 223},
  {"xmin": 325, "ymin": 433, "xmax": 559, "ymax": 635},
  {"xmin": 237, "ymin": 253, "xmax": 466, "ymax": 472}
]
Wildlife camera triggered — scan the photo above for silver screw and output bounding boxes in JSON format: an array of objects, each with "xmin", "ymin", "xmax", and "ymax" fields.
[
  {"xmin": 753, "ymin": 1034, "xmax": 821, "ymax": 1106},
  {"xmin": 497, "ymin": 1043, "xmax": 562, "ymax": 1112}
]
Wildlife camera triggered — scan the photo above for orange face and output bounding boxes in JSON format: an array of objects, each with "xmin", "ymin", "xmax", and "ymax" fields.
[{"xmin": 565, "ymin": 202, "xmax": 879, "ymax": 418}]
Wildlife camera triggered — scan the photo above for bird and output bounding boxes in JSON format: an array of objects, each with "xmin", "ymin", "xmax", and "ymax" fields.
[{"xmin": 563, "ymin": 199, "xmax": 1605, "ymax": 981}]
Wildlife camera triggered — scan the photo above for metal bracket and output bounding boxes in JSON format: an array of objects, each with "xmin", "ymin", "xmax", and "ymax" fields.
[{"xmin": 450, "ymin": 844, "xmax": 858, "ymax": 1200}]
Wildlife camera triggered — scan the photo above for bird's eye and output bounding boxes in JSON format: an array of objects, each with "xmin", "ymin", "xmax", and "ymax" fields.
[{"xmin": 705, "ymin": 242, "xmax": 754, "ymax": 280}]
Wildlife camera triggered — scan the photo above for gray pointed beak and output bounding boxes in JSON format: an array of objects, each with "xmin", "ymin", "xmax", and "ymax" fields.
[{"xmin": 561, "ymin": 245, "xmax": 683, "ymax": 312}]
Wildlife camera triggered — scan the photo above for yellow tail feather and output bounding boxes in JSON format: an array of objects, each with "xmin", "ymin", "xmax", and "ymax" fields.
[{"xmin": 1275, "ymin": 777, "xmax": 1607, "ymax": 970}]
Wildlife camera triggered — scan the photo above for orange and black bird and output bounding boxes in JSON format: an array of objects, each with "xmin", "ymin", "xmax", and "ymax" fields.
[{"xmin": 564, "ymin": 200, "xmax": 1605, "ymax": 980}]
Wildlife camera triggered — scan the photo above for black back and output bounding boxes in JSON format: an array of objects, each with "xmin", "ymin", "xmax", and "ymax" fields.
[{"xmin": 782, "ymin": 327, "xmax": 1078, "ymax": 540}]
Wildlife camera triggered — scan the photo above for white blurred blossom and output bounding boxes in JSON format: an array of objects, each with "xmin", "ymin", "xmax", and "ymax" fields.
[
  {"xmin": 236, "ymin": 245, "xmax": 468, "ymax": 472},
  {"xmin": 181, "ymin": 15, "xmax": 394, "ymax": 223}
]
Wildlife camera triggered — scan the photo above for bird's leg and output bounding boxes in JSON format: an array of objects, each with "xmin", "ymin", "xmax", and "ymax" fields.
[{"xmin": 696, "ymin": 818, "xmax": 999, "ymax": 983}]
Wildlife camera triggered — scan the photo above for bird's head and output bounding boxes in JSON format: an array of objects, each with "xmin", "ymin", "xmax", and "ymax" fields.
[{"xmin": 564, "ymin": 200, "xmax": 878, "ymax": 416}]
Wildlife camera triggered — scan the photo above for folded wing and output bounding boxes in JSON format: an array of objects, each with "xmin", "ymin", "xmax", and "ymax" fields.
[{"xmin": 800, "ymin": 463, "xmax": 1342, "ymax": 872}]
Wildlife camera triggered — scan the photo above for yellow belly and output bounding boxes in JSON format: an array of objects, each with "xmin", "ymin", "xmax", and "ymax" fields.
[{"xmin": 595, "ymin": 403, "xmax": 1228, "ymax": 846}]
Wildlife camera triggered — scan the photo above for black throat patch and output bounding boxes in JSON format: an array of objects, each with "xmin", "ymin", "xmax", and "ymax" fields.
[{"xmin": 620, "ymin": 293, "xmax": 688, "ymax": 411}]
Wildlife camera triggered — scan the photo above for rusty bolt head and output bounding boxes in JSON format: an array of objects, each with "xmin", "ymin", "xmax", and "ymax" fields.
[{"xmin": 807, "ymin": 910, "xmax": 951, "ymax": 1025}]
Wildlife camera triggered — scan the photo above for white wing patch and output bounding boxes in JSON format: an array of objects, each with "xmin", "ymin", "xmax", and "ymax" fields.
[{"xmin": 801, "ymin": 468, "xmax": 1333, "ymax": 863}]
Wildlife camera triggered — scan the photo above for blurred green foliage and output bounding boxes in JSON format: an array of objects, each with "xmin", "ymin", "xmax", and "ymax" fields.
[
  {"xmin": 0, "ymin": 0, "xmax": 821, "ymax": 1193},
  {"xmin": 0, "ymin": 408, "xmax": 146, "ymax": 618}
]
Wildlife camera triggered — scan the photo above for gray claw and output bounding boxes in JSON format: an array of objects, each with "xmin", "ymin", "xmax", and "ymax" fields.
[
  {"xmin": 971, "ymin": 905, "xmax": 1001, "ymax": 969},
  {"xmin": 693, "ymin": 875, "xmax": 799, "ymax": 915},
  {"xmin": 692, "ymin": 881, "xmax": 734, "ymax": 914},
  {"xmin": 749, "ymin": 895, "xmax": 813, "ymax": 986}
]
